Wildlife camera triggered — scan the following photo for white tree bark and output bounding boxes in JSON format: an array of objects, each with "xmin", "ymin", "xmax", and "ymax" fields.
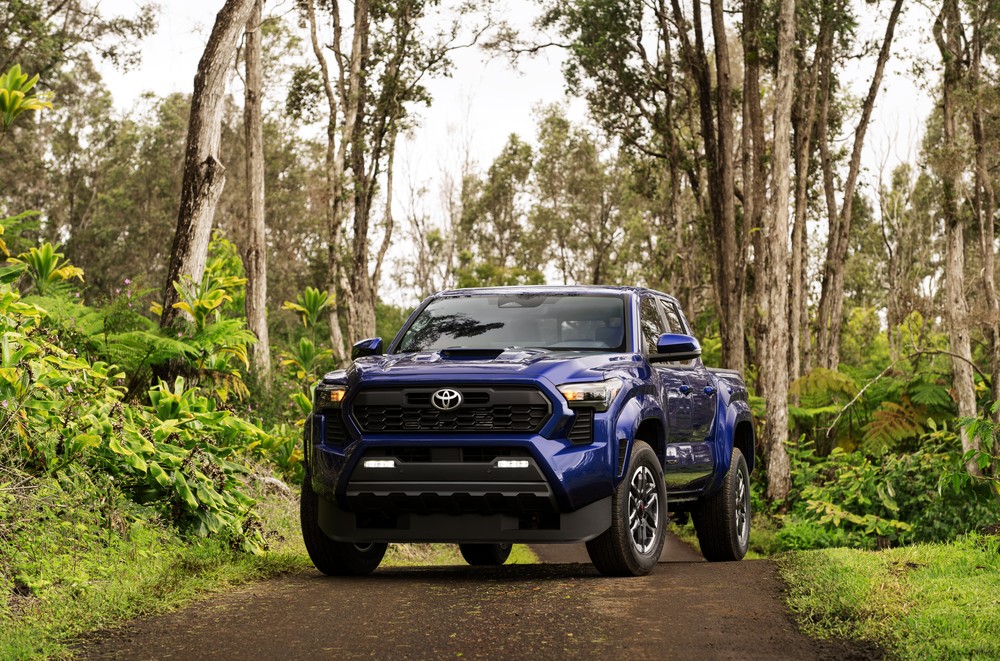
[
  {"xmin": 161, "ymin": 0, "xmax": 257, "ymax": 327},
  {"xmin": 762, "ymin": 0, "xmax": 796, "ymax": 502},
  {"xmin": 935, "ymin": 0, "xmax": 982, "ymax": 477},
  {"xmin": 242, "ymin": 0, "xmax": 271, "ymax": 381}
]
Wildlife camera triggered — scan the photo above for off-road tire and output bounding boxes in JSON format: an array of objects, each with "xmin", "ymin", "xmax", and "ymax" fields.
[
  {"xmin": 586, "ymin": 440, "xmax": 666, "ymax": 576},
  {"xmin": 459, "ymin": 543, "xmax": 512, "ymax": 566},
  {"xmin": 691, "ymin": 447, "xmax": 750, "ymax": 562},
  {"xmin": 300, "ymin": 470, "xmax": 387, "ymax": 575}
]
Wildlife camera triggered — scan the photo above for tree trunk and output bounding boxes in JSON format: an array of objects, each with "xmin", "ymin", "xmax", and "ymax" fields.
[
  {"xmin": 761, "ymin": 0, "xmax": 796, "ymax": 503},
  {"xmin": 241, "ymin": 0, "xmax": 271, "ymax": 382},
  {"xmin": 303, "ymin": 0, "xmax": 349, "ymax": 364},
  {"xmin": 709, "ymin": 0, "xmax": 745, "ymax": 372},
  {"xmin": 161, "ymin": 0, "xmax": 256, "ymax": 327},
  {"xmin": 671, "ymin": 0, "xmax": 745, "ymax": 371},
  {"xmin": 970, "ymin": 14, "xmax": 1000, "ymax": 424},
  {"xmin": 935, "ymin": 0, "xmax": 981, "ymax": 478},
  {"xmin": 814, "ymin": 0, "xmax": 904, "ymax": 368},
  {"xmin": 789, "ymin": 17, "xmax": 827, "ymax": 383},
  {"xmin": 742, "ymin": 0, "xmax": 767, "ymax": 376}
]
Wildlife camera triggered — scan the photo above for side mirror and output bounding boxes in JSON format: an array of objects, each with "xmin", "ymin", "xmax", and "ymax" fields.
[
  {"xmin": 652, "ymin": 333, "xmax": 701, "ymax": 362},
  {"xmin": 352, "ymin": 337, "xmax": 384, "ymax": 360}
]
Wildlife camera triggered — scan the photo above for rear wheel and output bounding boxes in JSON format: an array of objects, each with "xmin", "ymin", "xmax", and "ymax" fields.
[
  {"xmin": 586, "ymin": 440, "xmax": 666, "ymax": 576},
  {"xmin": 692, "ymin": 447, "xmax": 750, "ymax": 562},
  {"xmin": 459, "ymin": 543, "xmax": 512, "ymax": 566},
  {"xmin": 300, "ymin": 470, "xmax": 387, "ymax": 575}
]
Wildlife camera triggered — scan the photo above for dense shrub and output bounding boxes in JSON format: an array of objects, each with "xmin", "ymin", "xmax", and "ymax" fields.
[{"xmin": 768, "ymin": 435, "xmax": 1000, "ymax": 550}]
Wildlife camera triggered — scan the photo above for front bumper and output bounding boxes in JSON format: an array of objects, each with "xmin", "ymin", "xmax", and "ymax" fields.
[
  {"xmin": 320, "ymin": 494, "xmax": 612, "ymax": 543},
  {"xmin": 306, "ymin": 391, "xmax": 618, "ymax": 543}
]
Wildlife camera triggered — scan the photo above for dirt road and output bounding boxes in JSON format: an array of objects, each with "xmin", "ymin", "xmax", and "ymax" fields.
[{"xmin": 79, "ymin": 535, "xmax": 878, "ymax": 660}]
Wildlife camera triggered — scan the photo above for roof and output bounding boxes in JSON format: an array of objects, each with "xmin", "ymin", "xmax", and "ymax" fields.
[{"xmin": 432, "ymin": 284, "xmax": 677, "ymax": 302}]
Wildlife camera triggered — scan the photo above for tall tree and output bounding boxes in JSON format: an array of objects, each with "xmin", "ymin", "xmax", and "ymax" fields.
[
  {"xmin": 788, "ymin": 4, "xmax": 829, "ymax": 381},
  {"xmin": 759, "ymin": 0, "xmax": 796, "ymax": 502},
  {"xmin": 814, "ymin": 0, "xmax": 905, "ymax": 369},
  {"xmin": 303, "ymin": 0, "xmax": 349, "ymax": 364},
  {"xmin": 458, "ymin": 134, "xmax": 544, "ymax": 285},
  {"xmin": 968, "ymin": 5, "xmax": 1000, "ymax": 422},
  {"xmin": 933, "ymin": 0, "xmax": 981, "ymax": 477},
  {"xmin": 304, "ymin": 0, "xmax": 485, "ymax": 357},
  {"xmin": 161, "ymin": 0, "xmax": 257, "ymax": 327},
  {"xmin": 529, "ymin": 107, "xmax": 644, "ymax": 286},
  {"xmin": 241, "ymin": 0, "xmax": 271, "ymax": 380},
  {"xmin": 539, "ymin": 0, "xmax": 747, "ymax": 370},
  {"xmin": 704, "ymin": 0, "xmax": 745, "ymax": 372}
]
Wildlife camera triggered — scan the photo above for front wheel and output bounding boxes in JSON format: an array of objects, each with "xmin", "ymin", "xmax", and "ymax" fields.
[
  {"xmin": 459, "ymin": 543, "xmax": 512, "ymax": 566},
  {"xmin": 586, "ymin": 440, "xmax": 666, "ymax": 576},
  {"xmin": 300, "ymin": 470, "xmax": 387, "ymax": 575},
  {"xmin": 692, "ymin": 447, "xmax": 750, "ymax": 561}
]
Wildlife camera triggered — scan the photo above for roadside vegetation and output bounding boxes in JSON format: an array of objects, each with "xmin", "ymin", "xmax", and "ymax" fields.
[{"xmin": 779, "ymin": 535, "xmax": 1000, "ymax": 660}]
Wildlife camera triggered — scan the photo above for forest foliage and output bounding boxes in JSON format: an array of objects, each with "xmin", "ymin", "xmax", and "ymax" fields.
[{"xmin": 0, "ymin": 0, "xmax": 998, "ymax": 607}]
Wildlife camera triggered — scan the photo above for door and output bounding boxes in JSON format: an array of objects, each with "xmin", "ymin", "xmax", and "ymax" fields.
[
  {"xmin": 656, "ymin": 298, "xmax": 714, "ymax": 489},
  {"xmin": 639, "ymin": 296, "xmax": 691, "ymax": 447},
  {"xmin": 659, "ymin": 299, "xmax": 717, "ymax": 441}
]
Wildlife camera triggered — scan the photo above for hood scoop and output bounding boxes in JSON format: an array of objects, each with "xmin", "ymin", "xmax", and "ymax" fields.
[{"xmin": 439, "ymin": 348, "xmax": 505, "ymax": 360}]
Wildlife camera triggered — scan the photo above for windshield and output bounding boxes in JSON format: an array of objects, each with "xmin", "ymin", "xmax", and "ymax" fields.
[{"xmin": 396, "ymin": 294, "xmax": 628, "ymax": 353}]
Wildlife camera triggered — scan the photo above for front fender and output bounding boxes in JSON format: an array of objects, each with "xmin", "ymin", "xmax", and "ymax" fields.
[{"xmin": 613, "ymin": 392, "xmax": 664, "ymax": 484}]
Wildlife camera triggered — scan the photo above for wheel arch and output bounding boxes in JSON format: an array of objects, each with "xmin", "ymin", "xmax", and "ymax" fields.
[{"xmin": 734, "ymin": 418, "xmax": 755, "ymax": 474}]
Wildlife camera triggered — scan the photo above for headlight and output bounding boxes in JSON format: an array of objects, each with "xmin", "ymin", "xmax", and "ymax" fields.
[
  {"xmin": 557, "ymin": 378, "xmax": 623, "ymax": 411},
  {"xmin": 315, "ymin": 385, "xmax": 347, "ymax": 407}
]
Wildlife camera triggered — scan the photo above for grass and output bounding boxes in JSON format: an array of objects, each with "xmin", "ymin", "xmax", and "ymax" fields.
[
  {"xmin": 0, "ymin": 477, "xmax": 310, "ymax": 659},
  {"xmin": 385, "ymin": 543, "xmax": 538, "ymax": 567},
  {"xmin": 1, "ymin": 470, "xmax": 539, "ymax": 659},
  {"xmin": 778, "ymin": 534, "xmax": 1000, "ymax": 660}
]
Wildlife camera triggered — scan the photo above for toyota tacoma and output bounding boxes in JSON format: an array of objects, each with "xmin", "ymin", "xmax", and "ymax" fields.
[{"xmin": 301, "ymin": 286, "xmax": 755, "ymax": 576}]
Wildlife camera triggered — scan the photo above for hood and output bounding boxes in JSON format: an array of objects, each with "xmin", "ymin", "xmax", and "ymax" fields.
[{"xmin": 344, "ymin": 348, "xmax": 640, "ymax": 386}]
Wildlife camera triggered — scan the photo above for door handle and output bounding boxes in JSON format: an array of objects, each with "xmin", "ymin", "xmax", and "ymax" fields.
[
  {"xmin": 704, "ymin": 386, "xmax": 715, "ymax": 395},
  {"xmin": 678, "ymin": 385, "xmax": 691, "ymax": 394}
]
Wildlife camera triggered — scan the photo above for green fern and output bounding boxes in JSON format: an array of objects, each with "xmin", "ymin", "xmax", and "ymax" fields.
[
  {"xmin": 862, "ymin": 396, "xmax": 925, "ymax": 453},
  {"xmin": 907, "ymin": 378, "xmax": 954, "ymax": 414},
  {"xmin": 790, "ymin": 367, "xmax": 859, "ymax": 409}
]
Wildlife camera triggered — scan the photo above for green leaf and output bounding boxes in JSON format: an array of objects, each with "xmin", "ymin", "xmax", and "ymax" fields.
[{"xmin": 173, "ymin": 472, "xmax": 199, "ymax": 510}]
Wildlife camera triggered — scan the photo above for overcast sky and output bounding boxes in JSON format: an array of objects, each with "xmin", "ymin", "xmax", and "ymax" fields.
[{"xmin": 97, "ymin": 0, "xmax": 936, "ymax": 304}]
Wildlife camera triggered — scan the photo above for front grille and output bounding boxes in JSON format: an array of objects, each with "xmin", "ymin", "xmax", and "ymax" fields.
[
  {"xmin": 322, "ymin": 408, "xmax": 348, "ymax": 446},
  {"xmin": 568, "ymin": 409, "xmax": 594, "ymax": 444},
  {"xmin": 351, "ymin": 386, "xmax": 550, "ymax": 434}
]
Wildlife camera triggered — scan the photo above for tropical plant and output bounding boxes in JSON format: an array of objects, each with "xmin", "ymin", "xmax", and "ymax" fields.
[
  {"xmin": 778, "ymin": 435, "xmax": 1000, "ymax": 549},
  {"xmin": 279, "ymin": 336, "xmax": 333, "ymax": 383},
  {"xmin": 953, "ymin": 401, "xmax": 1000, "ymax": 492},
  {"xmin": 281, "ymin": 286, "xmax": 331, "ymax": 330},
  {"xmin": 152, "ymin": 249, "xmax": 256, "ymax": 402},
  {"xmin": 9, "ymin": 243, "xmax": 84, "ymax": 295},
  {"xmin": 0, "ymin": 64, "xmax": 53, "ymax": 144}
]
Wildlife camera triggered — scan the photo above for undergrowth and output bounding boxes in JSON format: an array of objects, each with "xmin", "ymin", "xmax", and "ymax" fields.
[{"xmin": 0, "ymin": 478, "xmax": 308, "ymax": 659}]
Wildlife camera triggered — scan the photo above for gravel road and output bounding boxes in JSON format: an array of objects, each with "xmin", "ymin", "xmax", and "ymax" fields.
[{"xmin": 78, "ymin": 534, "xmax": 880, "ymax": 660}]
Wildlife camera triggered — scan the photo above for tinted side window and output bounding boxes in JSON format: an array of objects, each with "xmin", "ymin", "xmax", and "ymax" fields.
[
  {"xmin": 659, "ymin": 300, "xmax": 684, "ymax": 333},
  {"xmin": 639, "ymin": 298, "xmax": 665, "ymax": 353}
]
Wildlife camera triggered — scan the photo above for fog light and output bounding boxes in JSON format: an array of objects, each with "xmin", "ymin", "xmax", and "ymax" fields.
[
  {"xmin": 363, "ymin": 459, "xmax": 395, "ymax": 468},
  {"xmin": 497, "ymin": 459, "xmax": 529, "ymax": 469}
]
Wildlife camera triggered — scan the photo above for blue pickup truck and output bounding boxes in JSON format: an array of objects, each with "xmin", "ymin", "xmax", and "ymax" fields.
[{"xmin": 301, "ymin": 286, "xmax": 755, "ymax": 576}]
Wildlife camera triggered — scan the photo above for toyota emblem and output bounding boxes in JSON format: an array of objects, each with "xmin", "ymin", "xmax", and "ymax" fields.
[{"xmin": 430, "ymin": 388, "xmax": 463, "ymax": 411}]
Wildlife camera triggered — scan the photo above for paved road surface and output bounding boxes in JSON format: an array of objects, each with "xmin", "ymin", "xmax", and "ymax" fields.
[{"xmin": 79, "ymin": 534, "xmax": 879, "ymax": 660}]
